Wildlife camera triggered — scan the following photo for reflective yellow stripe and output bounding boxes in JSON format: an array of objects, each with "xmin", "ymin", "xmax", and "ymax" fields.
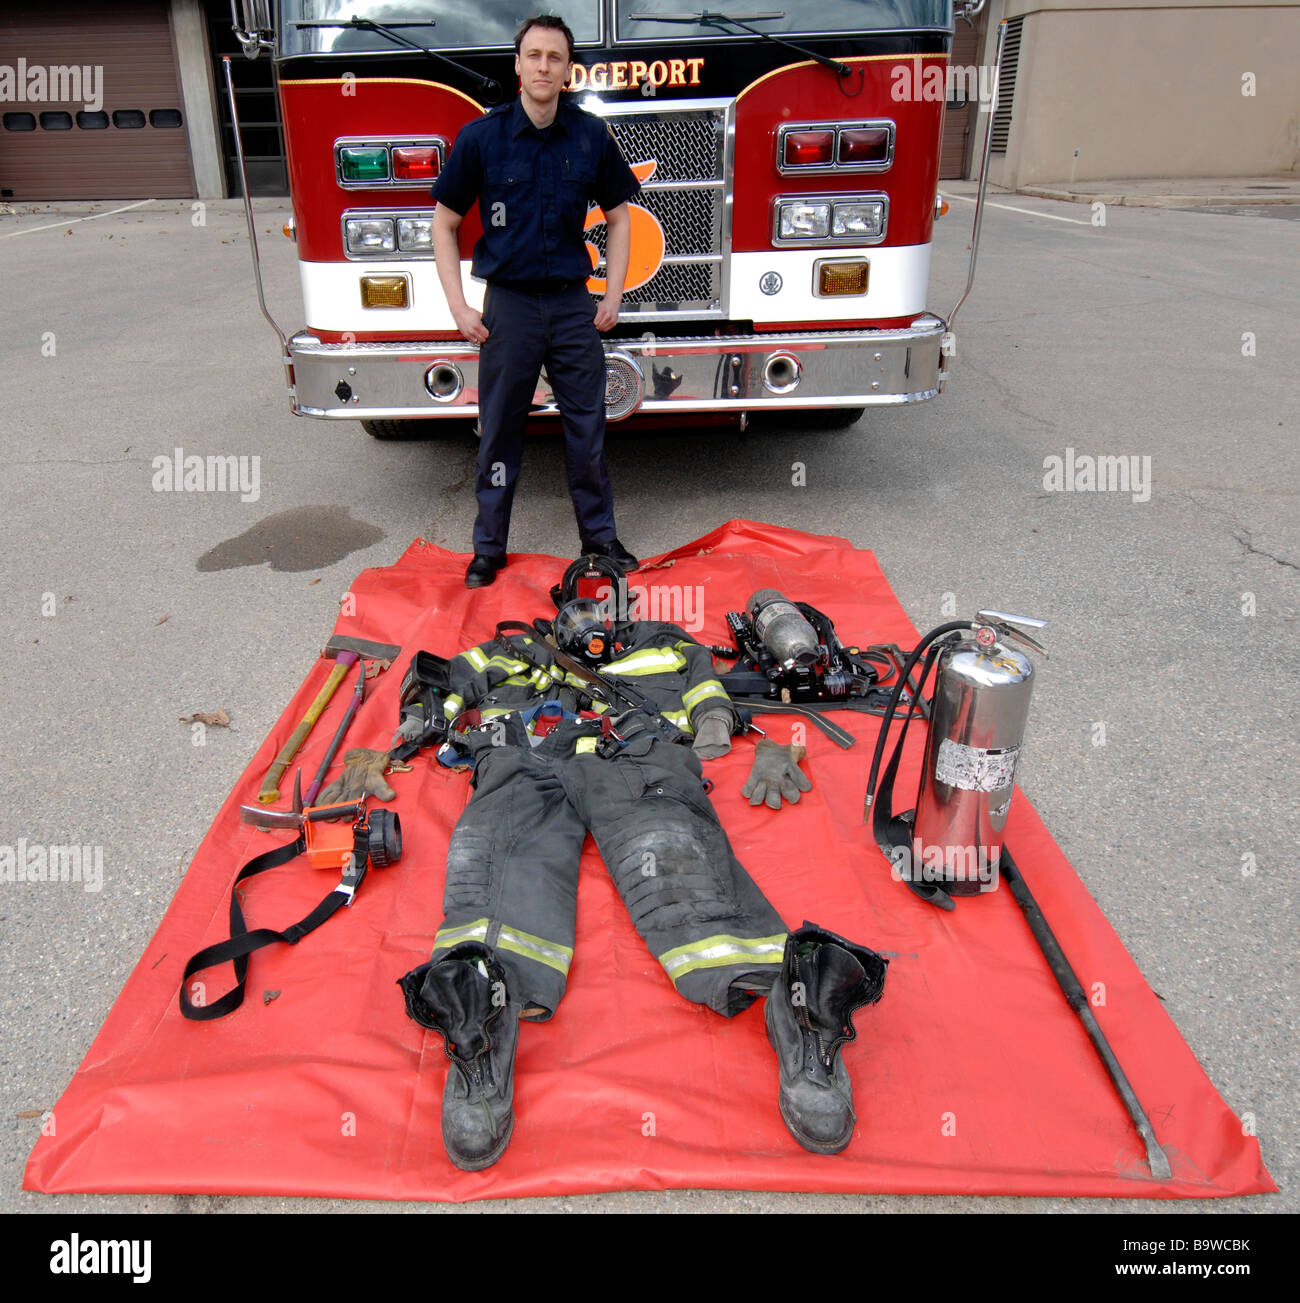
[
  {"xmin": 663, "ymin": 709, "xmax": 691, "ymax": 731},
  {"xmin": 430, "ymin": 918, "xmax": 572, "ymax": 976},
  {"xmin": 485, "ymin": 654, "xmax": 529, "ymax": 675},
  {"xmin": 488, "ymin": 672, "xmax": 539, "ymax": 692},
  {"xmin": 443, "ymin": 692, "xmax": 464, "ymax": 720},
  {"xmin": 605, "ymin": 648, "xmax": 688, "ymax": 676},
  {"xmin": 432, "ymin": 918, "xmax": 490, "ymax": 952},
  {"xmin": 682, "ymin": 680, "xmax": 728, "ymax": 712},
  {"xmin": 480, "ymin": 706, "xmax": 517, "ymax": 719},
  {"xmin": 497, "ymin": 924, "xmax": 573, "ymax": 976},
  {"xmin": 461, "ymin": 647, "xmax": 489, "ymax": 672},
  {"xmin": 574, "ymin": 736, "xmax": 597, "ymax": 754},
  {"xmin": 658, "ymin": 933, "xmax": 788, "ymax": 983}
]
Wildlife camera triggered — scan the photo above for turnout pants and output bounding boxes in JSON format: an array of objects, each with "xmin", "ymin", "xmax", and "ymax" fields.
[
  {"xmin": 430, "ymin": 716, "xmax": 788, "ymax": 1019},
  {"xmin": 474, "ymin": 282, "xmax": 617, "ymax": 557}
]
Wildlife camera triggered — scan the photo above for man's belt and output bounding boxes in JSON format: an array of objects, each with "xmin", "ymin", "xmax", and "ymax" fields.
[{"xmin": 490, "ymin": 277, "xmax": 588, "ymax": 296}]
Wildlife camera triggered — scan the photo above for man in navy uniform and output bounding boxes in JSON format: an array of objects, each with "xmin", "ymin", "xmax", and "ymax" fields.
[{"xmin": 432, "ymin": 14, "xmax": 642, "ymax": 588}]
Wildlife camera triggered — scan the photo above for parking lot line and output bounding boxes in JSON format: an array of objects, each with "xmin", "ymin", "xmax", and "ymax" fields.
[
  {"xmin": 0, "ymin": 198, "xmax": 156, "ymax": 240},
  {"xmin": 945, "ymin": 192, "xmax": 1090, "ymax": 225}
]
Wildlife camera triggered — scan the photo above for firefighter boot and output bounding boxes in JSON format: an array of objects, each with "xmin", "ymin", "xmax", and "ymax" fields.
[
  {"xmin": 764, "ymin": 922, "xmax": 888, "ymax": 1154},
  {"xmin": 398, "ymin": 941, "xmax": 520, "ymax": 1171}
]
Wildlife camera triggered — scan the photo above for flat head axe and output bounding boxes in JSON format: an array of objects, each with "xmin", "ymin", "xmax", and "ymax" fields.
[{"xmin": 258, "ymin": 635, "xmax": 402, "ymax": 804}]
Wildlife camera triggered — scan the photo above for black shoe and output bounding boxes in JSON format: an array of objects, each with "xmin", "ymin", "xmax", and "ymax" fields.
[
  {"xmin": 581, "ymin": 537, "xmax": 639, "ymax": 572},
  {"xmin": 398, "ymin": 942, "xmax": 520, "ymax": 1172},
  {"xmin": 765, "ymin": 922, "xmax": 888, "ymax": 1154},
  {"xmin": 465, "ymin": 553, "xmax": 506, "ymax": 588}
]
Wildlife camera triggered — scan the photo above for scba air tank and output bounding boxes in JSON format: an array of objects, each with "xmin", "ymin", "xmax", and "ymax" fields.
[
  {"xmin": 747, "ymin": 590, "xmax": 820, "ymax": 669},
  {"xmin": 911, "ymin": 615, "xmax": 1043, "ymax": 896}
]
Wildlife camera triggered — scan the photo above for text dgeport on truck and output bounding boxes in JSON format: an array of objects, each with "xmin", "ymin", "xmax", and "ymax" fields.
[{"xmin": 228, "ymin": 1, "xmax": 996, "ymax": 436}]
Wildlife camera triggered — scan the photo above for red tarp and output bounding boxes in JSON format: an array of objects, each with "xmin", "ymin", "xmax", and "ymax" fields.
[{"xmin": 25, "ymin": 521, "xmax": 1274, "ymax": 1200}]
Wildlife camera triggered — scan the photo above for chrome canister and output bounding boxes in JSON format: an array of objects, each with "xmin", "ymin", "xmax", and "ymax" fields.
[{"xmin": 911, "ymin": 620, "xmax": 1038, "ymax": 895}]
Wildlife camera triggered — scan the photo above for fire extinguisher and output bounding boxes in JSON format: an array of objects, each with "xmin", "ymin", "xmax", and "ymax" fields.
[
  {"xmin": 864, "ymin": 610, "xmax": 1047, "ymax": 909},
  {"xmin": 862, "ymin": 611, "xmax": 1174, "ymax": 1181}
]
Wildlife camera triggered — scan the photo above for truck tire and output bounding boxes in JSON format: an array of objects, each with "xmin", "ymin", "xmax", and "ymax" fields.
[
  {"xmin": 361, "ymin": 418, "xmax": 478, "ymax": 440},
  {"xmin": 802, "ymin": 407, "xmax": 865, "ymax": 430}
]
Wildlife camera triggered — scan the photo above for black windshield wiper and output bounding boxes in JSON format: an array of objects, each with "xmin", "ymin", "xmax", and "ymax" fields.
[
  {"xmin": 291, "ymin": 17, "xmax": 502, "ymax": 102},
  {"xmin": 627, "ymin": 10, "xmax": 851, "ymax": 77}
]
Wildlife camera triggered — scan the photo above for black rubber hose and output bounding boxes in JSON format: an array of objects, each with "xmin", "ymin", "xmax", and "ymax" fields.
[{"xmin": 863, "ymin": 621, "xmax": 973, "ymax": 817}]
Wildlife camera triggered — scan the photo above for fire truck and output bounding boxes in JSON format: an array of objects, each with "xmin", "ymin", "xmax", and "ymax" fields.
[{"xmin": 228, "ymin": 2, "xmax": 996, "ymax": 437}]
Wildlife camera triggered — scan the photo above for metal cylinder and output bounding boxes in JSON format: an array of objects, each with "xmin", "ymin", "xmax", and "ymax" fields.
[
  {"xmin": 747, "ymin": 590, "xmax": 820, "ymax": 669},
  {"xmin": 912, "ymin": 631, "xmax": 1036, "ymax": 895}
]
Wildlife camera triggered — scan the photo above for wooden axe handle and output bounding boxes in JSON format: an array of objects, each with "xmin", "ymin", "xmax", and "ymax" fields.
[{"xmin": 258, "ymin": 655, "xmax": 355, "ymax": 803}]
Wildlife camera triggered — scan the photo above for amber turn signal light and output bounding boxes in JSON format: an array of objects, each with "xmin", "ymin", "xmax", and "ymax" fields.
[
  {"xmin": 815, "ymin": 259, "xmax": 869, "ymax": 296},
  {"xmin": 360, "ymin": 275, "xmax": 410, "ymax": 308}
]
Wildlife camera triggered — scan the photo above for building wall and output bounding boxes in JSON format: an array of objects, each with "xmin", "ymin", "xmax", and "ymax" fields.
[{"xmin": 974, "ymin": 0, "xmax": 1300, "ymax": 186}]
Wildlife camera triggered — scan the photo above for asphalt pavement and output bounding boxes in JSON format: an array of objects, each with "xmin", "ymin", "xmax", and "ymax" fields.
[{"xmin": 1, "ymin": 181, "xmax": 1295, "ymax": 1215}]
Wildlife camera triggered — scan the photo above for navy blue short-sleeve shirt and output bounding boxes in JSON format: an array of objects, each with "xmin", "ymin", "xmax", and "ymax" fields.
[{"xmin": 433, "ymin": 97, "xmax": 641, "ymax": 290}]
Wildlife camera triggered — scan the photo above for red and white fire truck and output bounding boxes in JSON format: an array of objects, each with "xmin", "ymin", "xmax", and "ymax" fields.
[{"xmin": 228, "ymin": 1, "xmax": 995, "ymax": 436}]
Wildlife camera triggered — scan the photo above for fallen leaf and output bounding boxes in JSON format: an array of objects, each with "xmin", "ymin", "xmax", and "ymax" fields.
[
  {"xmin": 155, "ymin": 613, "xmax": 169, "ymax": 625},
  {"xmin": 364, "ymin": 658, "xmax": 391, "ymax": 679},
  {"xmin": 179, "ymin": 708, "xmax": 231, "ymax": 728},
  {"xmin": 16, "ymin": 1109, "xmax": 44, "ymax": 1119},
  {"xmin": 309, "ymin": 577, "xmax": 321, "ymax": 585},
  {"xmin": 263, "ymin": 989, "xmax": 281, "ymax": 1006},
  {"xmin": 640, "ymin": 557, "xmax": 676, "ymax": 571}
]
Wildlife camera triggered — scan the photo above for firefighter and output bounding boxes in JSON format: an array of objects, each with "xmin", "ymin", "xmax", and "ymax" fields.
[
  {"xmin": 431, "ymin": 14, "xmax": 641, "ymax": 588},
  {"xmin": 396, "ymin": 611, "xmax": 889, "ymax": 1170}
]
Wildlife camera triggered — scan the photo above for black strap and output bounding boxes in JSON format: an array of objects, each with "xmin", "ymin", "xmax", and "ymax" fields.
[
  {"xmin": 869, "ymin": 643, "xmax": 955, "ymax": 910},
  {"xmin": 180, "ymin": 827, "xmax": 366, "ymax": 1021},
  {"xmin": 732, "ymin": 698, "xmax": 858, "ymax": 749}
]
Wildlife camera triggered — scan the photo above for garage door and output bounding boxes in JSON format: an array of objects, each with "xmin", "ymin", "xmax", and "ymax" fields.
[
  {"xmin": 0, "ymin": 0, "xmax": 194, "ymax": 200},
  {"xmin": 939, "ymin": 15, "xmax": 983, "ymax": 180}
]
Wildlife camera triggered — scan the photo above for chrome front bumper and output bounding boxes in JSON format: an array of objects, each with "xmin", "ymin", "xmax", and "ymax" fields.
[{"xmin": 289, "ymin": 315, "xmax": 946, "ymax": 420}]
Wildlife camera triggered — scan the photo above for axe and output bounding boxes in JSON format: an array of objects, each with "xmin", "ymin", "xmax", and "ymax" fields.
[{"xmin": 258, "ymin": 635, "xmax": 401, "ymax": 804}]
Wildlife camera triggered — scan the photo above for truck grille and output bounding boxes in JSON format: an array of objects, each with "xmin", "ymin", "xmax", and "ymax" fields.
[{"xmin": 597, "ymin": 104, "xmax": 727, "ymax": 317}]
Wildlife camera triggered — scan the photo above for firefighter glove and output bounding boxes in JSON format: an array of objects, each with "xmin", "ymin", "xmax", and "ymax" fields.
[
  {"xmin": 742, "ymin": 739, "xmax": 812, "ymax": 810},
  {"xmin": 691, "ymin": 709, "xmax": 733, "ymax": 759},
  {"xmin": 392, "ymin": 705, "xmax": 428, "ymax": 749},
  {"xmin": 318, "ymin": 747, "xmax": 403, "ymax": 805}
]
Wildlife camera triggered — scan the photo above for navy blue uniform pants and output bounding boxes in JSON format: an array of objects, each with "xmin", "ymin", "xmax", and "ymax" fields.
[
  {"xmin": 427, "ymin": 718, "xmax": 789, "ymax": 1020},
  {"xmin": 474, "ymin": 283, "xmax": 617, "ymax": 557}
]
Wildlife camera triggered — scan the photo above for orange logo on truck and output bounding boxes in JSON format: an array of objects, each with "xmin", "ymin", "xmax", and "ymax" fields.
[{"xmin": 584, "ymin": 160, "xmax": 664, "ymax": 294}]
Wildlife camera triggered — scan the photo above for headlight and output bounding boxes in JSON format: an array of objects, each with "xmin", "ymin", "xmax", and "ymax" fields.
[
  {"xmin": 345, "ymin": 218, "xmax": 396, "ymax": 254},
  {"xmin": 397, "ymin": 217, "xmax": 435, "ymax": 251},
  {"xmin": 778, "ymin": 201, "xmax": 831, "ymax": 240},
  {"xmin": 832, "ymin": 201, "xmax": 885, "ymax": 239}
]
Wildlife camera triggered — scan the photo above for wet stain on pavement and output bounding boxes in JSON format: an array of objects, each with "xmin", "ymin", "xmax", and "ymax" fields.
[{"xmin": 197, "ymin": 505, "xmax": 386, "ymax": 573}]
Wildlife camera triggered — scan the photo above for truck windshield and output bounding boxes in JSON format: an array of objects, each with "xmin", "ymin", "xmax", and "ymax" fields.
[
  {"xmin": 618, "ymin": 2, "xmax": 953, "ymax": 40},
  {"xmin": 279, "ymin": 2, "xmax": 602, "ymax": 56}
]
